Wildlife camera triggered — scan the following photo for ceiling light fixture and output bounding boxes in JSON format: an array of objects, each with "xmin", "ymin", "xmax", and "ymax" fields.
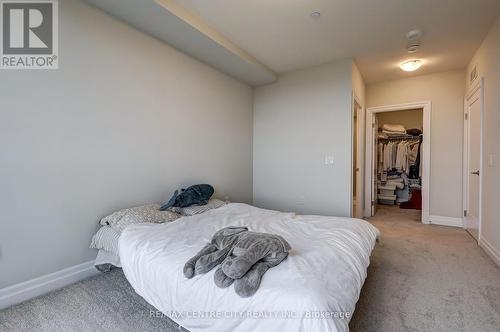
[
  {"xmin": 400, "ymin": 59, "xmax": 423, "ymax": 72},
  {"xmin": 310, "ymin": 11, "xmax": 321, "ymax": 19}
]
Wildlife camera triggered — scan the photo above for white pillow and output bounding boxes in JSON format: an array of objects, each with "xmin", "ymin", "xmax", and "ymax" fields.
[
  {"xmin": 172, "ymin": 199, "xmax": 226, "ymax": 216},
  {"xmin": 100, "ymin": 204, "xmax": 181, "ymax": 233},
  {"xmin": 90, "ymin": 226, "xmax": 120, "ymax": 256}
]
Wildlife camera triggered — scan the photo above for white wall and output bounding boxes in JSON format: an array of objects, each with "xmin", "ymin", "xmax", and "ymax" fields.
[
  {"xmin": 352, "ymin": 62, "xmax": 366, "ymax": 105},
  {"xmin": 0, "ymin": 0, "xmax": 254, "ymax": 289},
  {"xmin": 466, "ymin": 16, "xmax": 500, "ymax": 264},
  {"xmin": 367, "ymin": 70, "xmax": 465, "ymax": 219},
  {"xmin": 253, "ymin": 59, "xmax": 354, "ymax": 216},
  {"xmin": 376, "ymin": 109, "xmax": 423, "ymax": 130}
]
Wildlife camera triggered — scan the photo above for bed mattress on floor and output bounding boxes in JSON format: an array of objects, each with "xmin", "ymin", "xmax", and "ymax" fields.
[{"xmin": 119, "ymin": 203, "xmax": 379, "ymax": 332}]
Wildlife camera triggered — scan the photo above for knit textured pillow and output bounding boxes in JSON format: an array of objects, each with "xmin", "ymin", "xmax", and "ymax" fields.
[{"xmin": 100, "ymin": 204, "xmax": 181, "ymax": 233}]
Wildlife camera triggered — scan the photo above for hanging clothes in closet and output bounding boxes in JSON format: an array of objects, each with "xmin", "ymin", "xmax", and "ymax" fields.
[
  {"xmin": 377, "ymin": 125, "xmax": 422, "ymax": 207},
  {"xmin": 379, "ymin": 139, "xmax": 421, "ymax": 174}
]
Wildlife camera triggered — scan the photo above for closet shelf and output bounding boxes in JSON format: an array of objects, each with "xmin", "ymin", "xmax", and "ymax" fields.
[{"xmin": 378, "ymin": 135, "xmax": 422, "ymax": 141}]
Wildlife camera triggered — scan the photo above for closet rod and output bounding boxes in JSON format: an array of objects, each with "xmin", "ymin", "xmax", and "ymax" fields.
[{"xmin": 378, "ymin": 135, "xmax": 422, "ymax": 141}]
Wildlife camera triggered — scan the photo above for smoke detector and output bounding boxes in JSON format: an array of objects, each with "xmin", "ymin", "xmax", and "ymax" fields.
[
  {"xmin": 310, "ymin": 11, "xmax": 321, "ymax": 19},
  {"xmin": 406, "ymin": 29, "xmax": 422, "ymax": 41},
  {"xmin": 407, "ymin": 43, "xmax": 420, "ymax": 53}
]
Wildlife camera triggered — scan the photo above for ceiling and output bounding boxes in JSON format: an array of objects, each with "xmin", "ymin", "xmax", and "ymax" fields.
[
  {"xmin": 85, "ymin": 0, "xmax": 276, "ymax": 86},
  {"xmin": 177, "ymin": 0, "xmax": 500, "ymax": 84}
]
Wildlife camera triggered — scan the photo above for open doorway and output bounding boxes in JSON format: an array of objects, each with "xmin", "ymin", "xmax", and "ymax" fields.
[{"xmin": 365, "ymin": 102, "xmax": 431, "ymax": 223}]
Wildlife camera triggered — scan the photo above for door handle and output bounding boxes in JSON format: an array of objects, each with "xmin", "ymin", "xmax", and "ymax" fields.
[{"xmin": 471, "ymin": 170, "xmax": 480, "ymax": 176}]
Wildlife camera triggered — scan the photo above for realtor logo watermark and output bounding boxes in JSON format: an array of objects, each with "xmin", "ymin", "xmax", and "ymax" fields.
[{"xmin": 1, "ymin": 0, "xmax": 58, "ymax": 69}]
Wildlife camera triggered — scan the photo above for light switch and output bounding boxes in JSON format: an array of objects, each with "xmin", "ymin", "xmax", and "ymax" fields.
[{"xmin": 489, "ymin": 154, "xmax": 495, "ymax": 167}]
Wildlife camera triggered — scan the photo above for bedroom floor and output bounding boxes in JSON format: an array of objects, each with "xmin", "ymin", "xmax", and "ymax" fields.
[
  {"xmin": 0, "ymin": 269, "xmax": 184, "ymax": 332},
  {"xmin": 351, "ymin": 205, "xmax": 500, "ymax": 332},
  {"xmin": 1, "ymin": 206, "xmax": 499, "ymax": 332}
]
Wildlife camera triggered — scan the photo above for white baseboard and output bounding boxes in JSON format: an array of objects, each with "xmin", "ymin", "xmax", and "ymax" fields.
[
  {"xmin": 0, "ymin": 260, "xmax": 99, "ymax": 310},
  {"xmin": 428, "ymin": 215, "xmax": 463, "ymax": 228},
  {"xmin": 479, "ymin": 237, "xmax": 500, "ymax": 268}
]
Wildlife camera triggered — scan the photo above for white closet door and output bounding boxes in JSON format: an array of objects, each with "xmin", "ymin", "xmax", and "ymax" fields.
[
  {"xmin": 371, "ymin": 116, "xmax": 378, "ymax": 216},
  {"xmin": 464, "ymin": 87, "xmax": 482, "ymax": 241}
]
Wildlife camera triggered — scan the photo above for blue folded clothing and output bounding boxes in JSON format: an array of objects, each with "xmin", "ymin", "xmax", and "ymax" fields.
[{"xmin": 160, "ymin": 184, "xmax": 214, "ymax": 211}]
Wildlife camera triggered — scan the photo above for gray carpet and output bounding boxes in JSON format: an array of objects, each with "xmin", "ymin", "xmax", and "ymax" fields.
[
  {"xmin": 1, "ymin": 206, "xmax": 499, "ymax": 331},
  {"xmin": 0, "ymin": 269, "xmax": 184, "ymax": 332},
  {"xmin": 351, "ymin": 205, "xmax": 500, "ymax": 332}
]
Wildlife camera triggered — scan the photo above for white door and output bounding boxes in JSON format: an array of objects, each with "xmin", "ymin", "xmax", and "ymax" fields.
[
  {"xmin": 371, "ymin": 116, "xmax": 378, "ymax": 216},
  {"xmin": 465, "ymin": 86, "xmax": 482, "ymax": 241},
  {"xmin": 352, "ymin": 103, "xmax": 364, "ymax": 218}
]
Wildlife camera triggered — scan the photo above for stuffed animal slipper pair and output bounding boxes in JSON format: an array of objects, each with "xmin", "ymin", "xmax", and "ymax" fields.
[{"xmin": 184, "ymin": 226, "xmax": 291, "ymax": 297}]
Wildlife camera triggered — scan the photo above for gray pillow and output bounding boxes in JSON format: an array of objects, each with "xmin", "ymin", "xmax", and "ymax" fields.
[
  {"xmin": 172, "ymin": 199, "xmax": 226, "ymax": 216},
  {"xmin": 100, "ymin": 204, "xmax": 181, "ymax": 233},
  {"xmin": 90, "ymin": 226, "xmax": 120, "ymax": 255}
]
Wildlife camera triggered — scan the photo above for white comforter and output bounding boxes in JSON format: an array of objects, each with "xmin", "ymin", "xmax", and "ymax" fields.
[{"xmin": 119, "ymin": 203, "xmax": 379, "ymax": 332}]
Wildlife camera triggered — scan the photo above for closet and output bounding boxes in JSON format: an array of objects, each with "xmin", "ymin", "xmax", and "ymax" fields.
[{"xmin": 375, "ymin": 109, "xmax": 423, "ymax": 214}]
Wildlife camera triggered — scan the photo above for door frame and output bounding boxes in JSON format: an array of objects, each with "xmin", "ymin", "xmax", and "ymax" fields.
[
  {"xmin": 351, "ymin": 93, "xmax": 364, "ymax": 218},
  {"xmin": 462, "ymin": 78, "xmax": 484, "ymax": 241},
  {"xmin": 364, "ymin": 101, "xmax": 431, "ymax": 224}
]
